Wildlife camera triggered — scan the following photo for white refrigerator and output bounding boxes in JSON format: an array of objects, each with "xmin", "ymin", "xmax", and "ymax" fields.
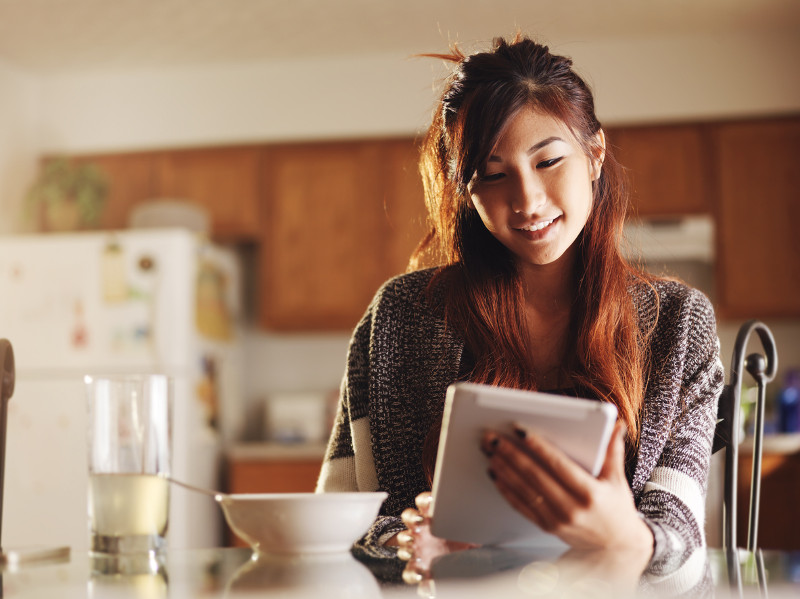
[{"xmin": 0, "ymin": 228, "xmax": 244, "ymax": 551}]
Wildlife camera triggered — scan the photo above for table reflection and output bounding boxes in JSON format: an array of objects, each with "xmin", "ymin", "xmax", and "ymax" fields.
[
  {"xmin": 712, "ymin": 549, "xmax": 800, "ymax": 599},
  {"xmin": 375, "ymin": 546, "xmax": 800, "ymax": 599},
  {"xmin": 399, "ymin": 546, "xmax": 656, "ymax": 599},
  {"xmin": 1, "ymin": 545, "xmax": 798, "ymax": 598},
  {"xmin": 88, "ymin": 553, "xmax": 168, "ymax": 599},
  {"xmin": 225, "ymin": 552, "xmax": 382, "ymax": 598}
]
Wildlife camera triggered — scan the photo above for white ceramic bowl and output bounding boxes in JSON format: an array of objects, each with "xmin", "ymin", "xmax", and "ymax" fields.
[{"xmin": 216, "ymin": 492, "xmax": 388, "ymax": 555}]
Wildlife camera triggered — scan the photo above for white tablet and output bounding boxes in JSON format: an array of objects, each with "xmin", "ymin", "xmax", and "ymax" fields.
[{"xmin": 430, "ymin": 382, "xmax": 617, "ymax": 547}]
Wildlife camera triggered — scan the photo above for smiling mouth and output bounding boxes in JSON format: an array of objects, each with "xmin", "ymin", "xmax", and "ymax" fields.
[{"xmin": 516, "ymin": 217, "xmax": 557, "ymax": 232}]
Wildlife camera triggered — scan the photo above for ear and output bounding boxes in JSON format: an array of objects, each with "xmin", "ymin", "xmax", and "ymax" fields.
[
  {"xmin": 591, "ymin": 129, "xmax": 606, "ymax": 181},
  {"xmin": 464, "ymin": 186, "xmax": 478, "ymax": 210}
]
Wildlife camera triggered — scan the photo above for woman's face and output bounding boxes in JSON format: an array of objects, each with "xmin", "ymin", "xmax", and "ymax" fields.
[{"xmin": 467, "ymin": 106, "xmax": 603, "ymax": 270}]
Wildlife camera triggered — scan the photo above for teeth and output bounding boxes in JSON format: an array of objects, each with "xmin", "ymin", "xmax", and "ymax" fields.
[{"xmin": 520, "ymin": 218, "xmax": 555, "ymax": 232}]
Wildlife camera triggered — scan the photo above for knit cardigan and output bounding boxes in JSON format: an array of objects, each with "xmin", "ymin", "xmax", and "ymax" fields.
[{"xmin": 317, "ymin": 268, "xmax": 724, "ymax": 593}]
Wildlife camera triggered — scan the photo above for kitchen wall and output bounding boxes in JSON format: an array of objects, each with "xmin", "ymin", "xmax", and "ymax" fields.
[
  {"xmin": 0, "ymin": 62, "xmax": 40, "ymax": 234},
  {"xmin": 2, "ymin": 28, "xmax": 800, "ymax": 439},
  {"xmin": 27, "ymin": 30, "xmax": 800, "ymax": 153},
  {"xmin": 31, "ymin": 52, "xmax": 440, "ymax": 152}
]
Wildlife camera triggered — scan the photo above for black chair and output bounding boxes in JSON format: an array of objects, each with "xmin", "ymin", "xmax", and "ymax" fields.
[{"xmin": 712, "ymin": 320, "xmax": 778, "ymax": 591}]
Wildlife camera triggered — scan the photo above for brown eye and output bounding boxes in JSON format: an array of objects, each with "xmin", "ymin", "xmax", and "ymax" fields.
[
  {"xmin": 480, "ymin": 172, "xmax": 505, "ymax": 182},
  {"xmin": 536, "ymin": 157, "xmax": 563, "ymax": 169}
]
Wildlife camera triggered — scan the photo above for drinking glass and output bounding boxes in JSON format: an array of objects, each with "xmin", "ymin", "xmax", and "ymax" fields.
[{"xmin": 86, "ymin": 374, "xmax": 172, "ymax": 555}]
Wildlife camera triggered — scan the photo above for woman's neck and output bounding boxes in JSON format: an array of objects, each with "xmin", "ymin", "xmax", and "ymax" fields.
[
  {"xmin": 518, "ymin": 247, "xmax": 578, "ymax": 315},
  {"xmin": 518, "ymin": 248, "xmax": 578, "ymax": 389}
]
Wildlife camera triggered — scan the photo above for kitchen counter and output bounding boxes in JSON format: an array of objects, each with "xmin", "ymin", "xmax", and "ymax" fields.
[
  {"xmin": 226, "ymin": 441, "xmax": 328, "ymax": 461},
  {"xmin": 2, "ymin": 546, "xmax": 799, "ymax": 598}
]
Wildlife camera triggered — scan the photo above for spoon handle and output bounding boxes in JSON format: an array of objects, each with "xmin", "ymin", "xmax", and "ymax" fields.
[{"xmin": 167, "ymin": 476, "xmax": 224, "ymax": 498}]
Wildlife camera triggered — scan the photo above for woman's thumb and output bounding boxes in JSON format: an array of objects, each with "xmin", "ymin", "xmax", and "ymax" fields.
[{"xmin": 599, "ymin": 420, "xmax": 627, "ymax": 482}]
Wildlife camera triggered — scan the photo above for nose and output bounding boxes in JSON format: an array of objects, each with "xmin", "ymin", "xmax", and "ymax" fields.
[{"xmin": 511, "ymin": 170, "xmax": 546, "ymax": 215}]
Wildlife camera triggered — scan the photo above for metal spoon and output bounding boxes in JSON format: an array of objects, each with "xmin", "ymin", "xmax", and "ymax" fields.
[{"xmin": 167, "ymin": 476, "xmax": 226, "ymax": 499}]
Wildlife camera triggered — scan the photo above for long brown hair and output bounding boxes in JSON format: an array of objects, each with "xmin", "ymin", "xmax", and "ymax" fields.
[{"xmin": 413, "ymin": 36, "xmax": 654, "ymax": 474}]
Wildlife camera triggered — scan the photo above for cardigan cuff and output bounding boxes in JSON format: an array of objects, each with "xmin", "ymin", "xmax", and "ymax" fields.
[
  {"xmin": 352, "ymin": 515, "xmax": 406, "ymax": 560},
  {"xmin": 641, "ymin": 516, "xmax": 694, "ymax": 578}
]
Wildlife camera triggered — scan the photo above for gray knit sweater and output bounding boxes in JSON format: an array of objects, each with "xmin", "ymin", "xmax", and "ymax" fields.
[{"xmin": 317, "ymin": 268, "xmax": 724, "ymax": 593}]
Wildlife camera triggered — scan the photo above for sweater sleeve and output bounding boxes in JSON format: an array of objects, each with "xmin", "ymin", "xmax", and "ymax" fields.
[
  {"xmin": 638, "ymin": 288, "xmax": 724, "ymax": 595},
  {"xmin": 315, "ymin": 300, "xmax": 405, "ymax": 559}
]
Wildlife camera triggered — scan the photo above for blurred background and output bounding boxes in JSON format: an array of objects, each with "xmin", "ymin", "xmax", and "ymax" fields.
[{"xmin": 0, "ymin": 0, "xmax": 798, "ymax": 550}]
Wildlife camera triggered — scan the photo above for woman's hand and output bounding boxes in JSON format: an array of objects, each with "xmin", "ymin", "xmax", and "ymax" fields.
[
  {"xmin": 481, "ymin": 420, "xmax": 653, "ymax": 562},
  {"xmin": 391, "ymin": 492, "xmax": 477, "ymax": 585}
]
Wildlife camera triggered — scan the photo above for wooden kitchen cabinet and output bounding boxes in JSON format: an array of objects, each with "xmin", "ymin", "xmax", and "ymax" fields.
[
  {"xmin": 712, "ymin": 117, "xmax": 800, "ymax": 318},
  {"xmin": 73, "ymin": 146, "xmax": 262, "ymax": 240},
  {"xmin": 610, "ymin": 116, "xmax": 800, "ymax": 318},
  {"xmin": 156, "ymin": 146, "xmax": 262, "ymax": 241},
  {"xmin": 737, "ymin": 438, "xmax": 800, "ymax": 551},
  {"xmin": 609, "ymin": 124, "xmax": 713, "ymax": 217},
  {"xmin": 379, "ymin": 139, "xmax": 431, "ymax": 271},
  {"xmin": 73, "ymin": 151, "xmax": 159, "ymax": 230},
  {"xmin": 66, "ymin": 114, "xmax": 799, "ymax": 328},
  {"xmin": 258, "ymin": 137, "xmax": 427, "ymax": 330}
]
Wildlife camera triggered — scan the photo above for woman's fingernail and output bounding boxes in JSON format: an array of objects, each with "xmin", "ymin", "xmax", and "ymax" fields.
[
  {"xmin": 488, "ymin": 468, "xmax": 496, "ymax": 481},
  {"xmin": 416, "ymin": 493, "xmax": 433, "ymax": 510},
  {"xmin": 401, "ymin": 508, "xmax": 424, "ymax": 526},
  {"xmin": 402, "ymin": 569, "xmax": 423, "ymax": 584},
  {"xmin": 513, "ymin": 424, "xmax": 527, "ymax": 440},
  {"xmin": 482, "ymin": 434, "xmax": 499, "ymax": 457},
  {"xmin": 397, "ymin": 547, "xmax": 414, "ymax": 561}
]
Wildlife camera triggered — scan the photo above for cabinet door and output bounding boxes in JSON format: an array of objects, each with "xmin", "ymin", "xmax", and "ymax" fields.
[
  {"xmin": 738, "ymin": 450, "xmax": 800, "ymax": 550},
  {"xmin": 714, "ymin": 118, "xmax": 800, "ymax": 318},
  {"xmin": 259, "ymin": 139, "xmax": 426, "ymax": 330},
  {"xmin": 75, "ymin": 151, "xmax": 159, "ymax": 230},
  {"xmin": 378, "ymin": 139, "xmax": 428, "ymax": 273},
  {"xmin": 157, "ymin": 146, "xmax": 262, "ymax": 240},
  {"xmin": 609, "ymin": 124, "xmax": 712, "ymax": 217}
]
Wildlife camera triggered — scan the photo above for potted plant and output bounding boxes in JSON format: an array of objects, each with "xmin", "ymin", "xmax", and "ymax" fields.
[{"xmin": 25, "ymin": 158, "xmax": 109, "ymax": 231}]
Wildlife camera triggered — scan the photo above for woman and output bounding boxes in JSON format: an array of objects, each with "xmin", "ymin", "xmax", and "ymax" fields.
[{"xmin": 316, "ymin": 35, "xmax": 724, "ymax": 589}]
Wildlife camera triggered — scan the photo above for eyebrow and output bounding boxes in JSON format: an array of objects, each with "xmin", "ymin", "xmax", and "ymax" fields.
[{"xmin": 487, "ymin": 136, "xmax": 565, "ymax": 162}]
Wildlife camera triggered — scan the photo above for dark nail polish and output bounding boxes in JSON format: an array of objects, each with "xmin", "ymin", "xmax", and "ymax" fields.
[
  {"xmin": 513, "ymin": 425, "xmax": 527, "ymax": 440},
  {"xmin": 488, "ymin": 468, "xmax": 496, "ymax": 481},
  {"xmin": 482, "ymin": 435, "xmax": 498, "ymax": 457}
]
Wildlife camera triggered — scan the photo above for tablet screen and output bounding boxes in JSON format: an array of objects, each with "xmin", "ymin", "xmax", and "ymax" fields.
[{"xmin": 430, "ymin": 382, "xmax": 617, "ymax": 547}]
